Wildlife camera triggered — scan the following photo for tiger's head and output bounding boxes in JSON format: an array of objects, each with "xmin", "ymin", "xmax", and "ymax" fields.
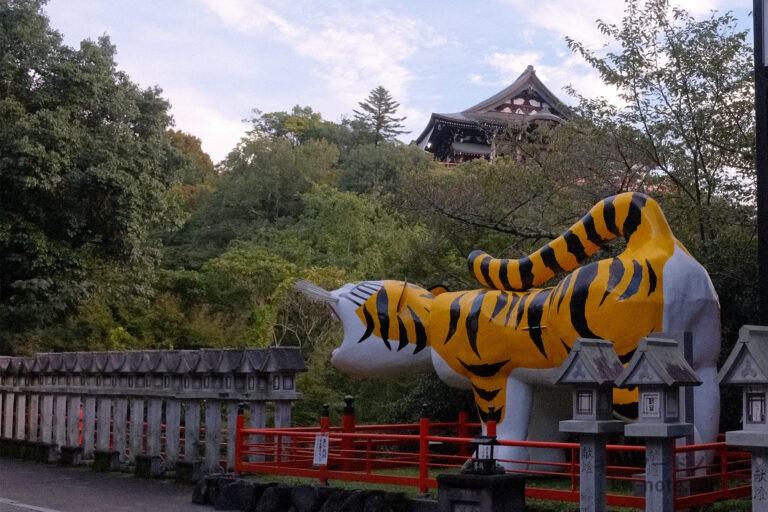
[{"xmin": 295, "ymin": 280, "xmax": 436, "ymax": 377}]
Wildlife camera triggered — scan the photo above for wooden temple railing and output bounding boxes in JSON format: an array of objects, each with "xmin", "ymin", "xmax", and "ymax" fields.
[{"xmin": 0, "ymin": 348, "xmax": 305, "ymax": 475}]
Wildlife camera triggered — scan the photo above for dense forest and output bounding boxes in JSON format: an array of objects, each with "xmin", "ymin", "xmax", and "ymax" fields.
[{"xmin": 0, "ymin": 0, "xmax": 758, "ymax": 428}]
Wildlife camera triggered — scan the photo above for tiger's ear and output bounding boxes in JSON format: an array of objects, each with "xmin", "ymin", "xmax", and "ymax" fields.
[{"xmin": 427, "ymin": 284, "xmax": 450, "ymax": 296}]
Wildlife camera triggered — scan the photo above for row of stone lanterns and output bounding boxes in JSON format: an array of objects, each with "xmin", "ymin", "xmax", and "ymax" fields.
[
  {"xmin": 443, "ymin": 328, "xmax": 768, "ymax": 512},
  {"xmin": 554, "ymin": 336, "xmax": 700, "ymax": 512}
]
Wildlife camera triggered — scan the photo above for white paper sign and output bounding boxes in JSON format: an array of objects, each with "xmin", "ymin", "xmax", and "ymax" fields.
[
  {"xmin": 477, "ymin": 444, "xmax": 493, "ymax": 460},
  {"xmin": 313, "ymin": 434, "xmax": 329, "ymax": 466}
]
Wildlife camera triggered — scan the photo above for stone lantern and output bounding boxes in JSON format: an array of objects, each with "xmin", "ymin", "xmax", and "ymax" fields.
[
  {"xmin": 555, "ymin": 338, "xmax": 625, "ymax": 512},
  {"xmin": 717, "ymin": 325, "xmax": 768, "ymax": 511},
  {"xmin": 615, "ymin": 337, "xmax": 701, "ymax": 512}
]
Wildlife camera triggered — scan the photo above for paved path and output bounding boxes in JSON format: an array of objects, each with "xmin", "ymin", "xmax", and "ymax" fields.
[{"xmin": 0, "ymin": 458, "xmax": 208, "ymax": 512}]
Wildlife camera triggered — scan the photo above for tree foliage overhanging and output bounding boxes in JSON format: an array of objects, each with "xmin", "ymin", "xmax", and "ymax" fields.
[{"xmin": 0, "ymin": 0, "xmax": 759, "ymax": 427}]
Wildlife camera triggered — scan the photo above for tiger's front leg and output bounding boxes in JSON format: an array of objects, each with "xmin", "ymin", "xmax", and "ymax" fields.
[{"xmin": 486, "ymin": 376, "xmax": 533, "ymax": 471}]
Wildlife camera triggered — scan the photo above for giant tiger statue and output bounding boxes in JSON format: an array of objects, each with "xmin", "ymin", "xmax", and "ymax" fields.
[{"xmin": 297, "ymin": 192, "xmax": 720, "ymax": 468}]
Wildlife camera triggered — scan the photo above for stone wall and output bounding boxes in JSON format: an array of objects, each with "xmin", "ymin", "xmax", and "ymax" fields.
[{"xmin": 0, "ymin": 348, "xmax": 305, "ymax": 474}]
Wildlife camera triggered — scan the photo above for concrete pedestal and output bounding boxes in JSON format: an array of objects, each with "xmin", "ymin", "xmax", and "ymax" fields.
[
  {"xmin": 58, "ymin": 446, "xmax": 83, "ymax": 466},
  {"xmin": 437, "ymin": 473, "xmax": 525, "ymax": 512},
  {"xmin": 92, "ymin": 450, "xmax": 120, "ymax": 472},
  {"xmin": 135, "ymin": 455, "xmax": 163, "ymax": 478}
]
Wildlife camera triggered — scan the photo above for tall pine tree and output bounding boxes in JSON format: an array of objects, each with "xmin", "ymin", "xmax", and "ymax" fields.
[{"xmin": 353, "ymin": 86, "xmax": 408, "ymax": 145}]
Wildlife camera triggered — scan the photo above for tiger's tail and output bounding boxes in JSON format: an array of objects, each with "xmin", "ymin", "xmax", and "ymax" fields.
[{"xmin": 468, "ymin": 192, "xmax": 676, "ymax": 291}]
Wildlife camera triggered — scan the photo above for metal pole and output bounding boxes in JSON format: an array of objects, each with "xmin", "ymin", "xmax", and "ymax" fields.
[{"xmin": 754, "ymin": 0, "xmax": 768, "ymax": 325}]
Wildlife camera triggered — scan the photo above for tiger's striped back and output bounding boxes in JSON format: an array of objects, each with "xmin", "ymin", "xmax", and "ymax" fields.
[{"xmin": 468, "ymin": 192, "xmax": 678, "ymax": 291}]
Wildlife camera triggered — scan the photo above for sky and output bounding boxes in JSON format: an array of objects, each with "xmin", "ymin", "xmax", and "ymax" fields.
[{"xmin": 43, "ymin": 0, "xmax": 752, "ymax": 163}]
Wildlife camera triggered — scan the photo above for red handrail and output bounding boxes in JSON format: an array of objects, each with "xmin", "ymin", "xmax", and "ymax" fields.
[{"xmin": 234, "ymin": 415, "xmax": 752, "ymax": 509}]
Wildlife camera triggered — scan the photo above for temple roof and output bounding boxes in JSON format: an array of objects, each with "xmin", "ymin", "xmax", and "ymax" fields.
[{"xmin": 415, "ymin": 65, "xmax": 569, "ymax": 149}]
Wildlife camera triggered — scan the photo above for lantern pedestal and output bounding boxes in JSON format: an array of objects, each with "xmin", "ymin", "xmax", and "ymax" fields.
[{"xmin": 437, "ymin": 473, "xmax": 525, "ymax": 512}]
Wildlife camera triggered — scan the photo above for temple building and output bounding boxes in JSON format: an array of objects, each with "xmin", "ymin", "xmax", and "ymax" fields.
[{"xmin": 415, "ymin": 66, "xmax": 569, "ymax": 162}]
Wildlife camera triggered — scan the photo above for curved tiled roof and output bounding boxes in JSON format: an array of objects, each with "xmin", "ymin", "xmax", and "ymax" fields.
[
  {"xmin": 0, "ymin": 348, "xmax": 306, "ymax": 375},
  {"xmin": 415, "ymin": 66, "xmax": 569, "ymax": 149}
]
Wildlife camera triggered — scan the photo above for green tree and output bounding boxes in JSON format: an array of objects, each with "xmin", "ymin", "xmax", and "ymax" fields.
[
  {"xmin": 567, "ymin": 0, "xmax": 759, "ymax": 337},
  {"xmin": 164, "ymin": 138, "xmax": 339, "ymax": 269},
  {"xmin": 0, "ymin": 0, "xmax": 184, "ymax": 352},
  {"xmin": 566, "ymin": 0, "xmax": 754, "ymax": 247},
  {"xmin": 338, "ymin": 142, "xmax": 433, "ymax": 195},
  {"xmin": 353, "ymin": 86, "xmax": 409, "ymax": 145}
]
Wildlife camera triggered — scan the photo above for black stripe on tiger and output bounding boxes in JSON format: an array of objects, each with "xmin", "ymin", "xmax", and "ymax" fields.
[
  {"xmin": 603, "ymin": 197, "xmax": 621, "ymax": 236},
  {"xmin": 622, "ymin": 193, "xmax": 647, "ymax": 240},
  {"xmin": 519, "ymin": 257, "xmax": 535, "ymax": 290},
  {"xmin": 407, "ymin": 306, "xmax": 428, "ymax": 354},
  {"xmin": 397, "ymin": 317, "xmax": 408, "ymax": 351},
  {"xmin": 582, "ymin": 213, "xmax": 605, "ymax": 247},
  {"xmin": 472, "ymin": 384, "xmax": 501, "ymax": 402},
  {"xmin": 526, "ymin": 289, "xmax": 551, "ymax": 359},
  {"xmin": 490, "ymin": 293, "xmax": 509, "ymax": 321},
  {"xmin": 618, "ymin": 260, "xmax": 643, "ymax": 301},
  {"xmin": 358, "ymin": 306, "xmax": 375, "ymax": 343},
  {"xmin": 600, "ymin": 258, "xmax": 625, "ymax": 306},
  {"xmin": 503, "ymin": 295, "xmax": 519, "ymax": 327},
  {"xmin": 514, "ymin": 294, "xmax": 529, "ymax": 329},
  {"xmin": 478, "ymin": 406, "xmax": 503, "ymax": 423},
  {"xmin": 478, "ymin": 254, "xmax": 493, "ymax": 288},
  {"xmin": 457, "ymin": 358, "xmax": 511, "ymax": 378},
  {"xmin": 646, "ymin": 259, "xmax": 657, "ymax": 295},
  {"xmin": 570, "ymin": 263, "xmax": 600, "ymax": 338},
  {"xmin": 499, "ymin": 260, "xmax": 513, "ymax": 290},
  {"xmin": 444, "ymin": 293, "xmax": 467, "ymax": 344},
  {"xmin": 375, "ymin": 287, "xmax": 392, "ymax": 350},
  {"xmin": 540, "ymin": 245, "xmax": 563, "ymax": 275},
  {"xmin": 466, "ymin": 292, "xmax": 487, "ymax": 358},
  {"xmin": 564, "ymin": 229, "xmax": 588, "ymax": 262}
]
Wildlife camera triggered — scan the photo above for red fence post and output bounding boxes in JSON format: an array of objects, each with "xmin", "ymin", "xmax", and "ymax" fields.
[
  {"xmin": 486, "ymin": 406, "xmax": 497, "ymax": 438},
  {"xmin": 341, "ymin": 395, "xmax": 355, "ymax": 471},
  {"xmin": 234, "ymin": 403, "xmax": 245, "ymax": 473},
  {"xmin": 457, "ymin": 410, "xmax": 470, "ymax": 457},
  {"xmin": 419, "ymin": 405, "xmax": 430, "ymax": 494}
]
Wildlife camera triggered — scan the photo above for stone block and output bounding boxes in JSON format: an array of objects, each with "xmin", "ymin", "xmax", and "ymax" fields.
[
  {"xmin": 24, "ymin": 442, "xmax": 57, "ymax": 463},
  {"xmin": 216, "ymin": 479, "xmax": 259, "ymax": 511},
  {"xmin": 175, "ymin": 460, "xmax": 204, "ymax": 484},
  {"xmin": 58, "ymin": 446, "xmax": 84, "ymax": 466},
  {"xmin": 134, "ymin": 455, "xmax": 163, "ymax": 478},
  {"xmin": 437, "ymin": 473, "xmax": 526, "ymax": 512},
  {"xmin": 290, "ymin": 484, "xmax": 333, "ymax": 512},
  {"xmin": 255, "ymin": 484, "xmax": 292, "ymax": 512},
  {"xmin": 92, "ymin": 450, "xmax": 120, "ymax": 472}
]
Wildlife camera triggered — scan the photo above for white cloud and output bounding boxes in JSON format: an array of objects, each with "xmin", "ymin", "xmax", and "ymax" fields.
[
  {"xmin": 165, "ymin": 86, "xmax": 249, "ymax": 162},
  {"xmin": 200, "ymin": 0, "xmax": 447, "ymax": 108}
]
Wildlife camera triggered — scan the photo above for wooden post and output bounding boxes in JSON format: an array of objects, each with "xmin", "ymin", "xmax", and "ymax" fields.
[
  {"xmin": 146, "ymin": 398, "xmax": 162, "ymax": 457},
  {"xmin": 129, "ymin": 398, "xmax": 144, "ymax": 460},
  {"xmin": 40, "ymin": 394, "xmax": 53, "ymax": 444},
  {"xmin": 28, "ymin": 394, "xmax": 40, "ymax": 442},
  {"xmin": 164, "ymin": 399, "xmax": 181, "ymax": 465},
  {"xmin": 112, "ymin": 397, "xmax": 128, "ymax": 457},
  {"xmin": 96, "ymin": 397, "xmax": 112, "ymax": 452},
  {"xmin": 14, "ymin": 393, "xmax": 26, "ymax": 441},
  {"xmin": 204, "ymin": 400, "xmax": 222, "ymax": 473},
  {"xmin": 184, "ymin": 400, "xmax": 201, "ymax": 463},
  {"xmin": 226, "ymin": 401, "xmax": 238, "ymax": 471},
  {"xmin": 66, "ymin": 394, "xmax": 80, "ymax": 447},
  {"xmin": 54, "ymin": 394, "xmax": 67, "ymax": 448},
  {"xmin": 82, "ymin": 396, "xmax": 96, "ymax": 457},
  {"xmin": 3, "ymin": 392, "xmax": 14, "ymax": 438}
]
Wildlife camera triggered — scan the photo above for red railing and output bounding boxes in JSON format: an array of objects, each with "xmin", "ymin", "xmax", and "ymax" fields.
[{"xmin": 234, "ymin": 414, "xmax": 752, "ymax": 509}]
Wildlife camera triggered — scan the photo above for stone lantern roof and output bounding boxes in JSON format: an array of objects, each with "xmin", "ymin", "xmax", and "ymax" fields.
[
  {"xmin": 717, "ymin": 325, "xmax": 768, "ymax": 385},
  {"xmin": 554, "ymin": 338, "xmax": 625, "ymax": 386},
  {"xmin": 615, "ymin": 337, "xmax": 701, "ymax": 388}
]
